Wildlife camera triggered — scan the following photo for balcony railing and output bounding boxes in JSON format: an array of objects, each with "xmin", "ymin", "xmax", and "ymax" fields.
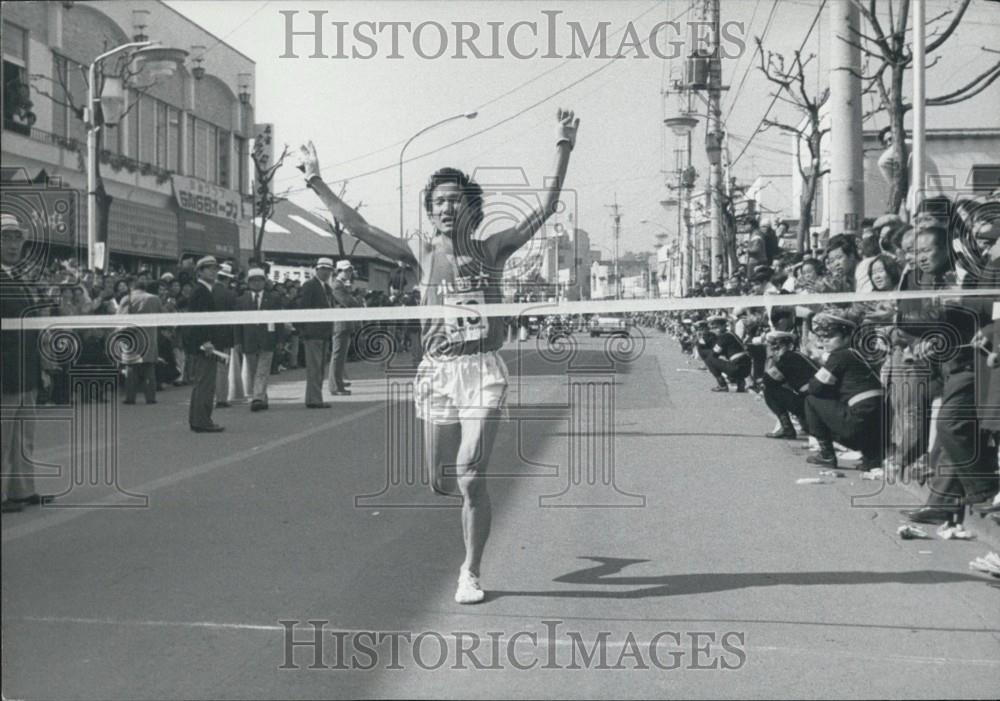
[{"xmin": 16, "ymin": 125, "xmax": 175, "ymax": 185}]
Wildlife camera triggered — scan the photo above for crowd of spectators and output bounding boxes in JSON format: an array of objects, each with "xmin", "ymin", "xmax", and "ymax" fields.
[{"xmin": 664, "ymin": 196, "xmax": 999, "ymax": 538}]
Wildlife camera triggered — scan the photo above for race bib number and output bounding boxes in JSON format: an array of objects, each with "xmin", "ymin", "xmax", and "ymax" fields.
[{"xmin": 443, "ymin": 290, "xmax": 489, "ymax": 344}]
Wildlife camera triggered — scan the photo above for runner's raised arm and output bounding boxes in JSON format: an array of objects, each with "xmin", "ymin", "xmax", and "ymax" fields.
[
  {"xmin": 492, "ymin": 108, "xmax": 580, "ymax": 259},
  {"xmin": 297, "ymin": 141, "xmax": 418, "ymax": 266}
]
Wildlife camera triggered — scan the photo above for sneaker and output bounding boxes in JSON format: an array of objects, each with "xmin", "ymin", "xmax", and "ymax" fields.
[
  {"xmin": 937, "ymin": 523, "xmax": 976, "ymax": 540},
  {"xmin": 454, "ymin": 569, "xmax": 485, "ymax": 604}
]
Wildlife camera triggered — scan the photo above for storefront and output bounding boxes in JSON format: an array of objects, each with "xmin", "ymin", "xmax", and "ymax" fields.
[
  {"xmin": 106, "ymin": 199, "xmax": 179, "ymax": 273},
  {"xmin": 173, "ymin": 174, "xmax": 242, "ymax": 262}
]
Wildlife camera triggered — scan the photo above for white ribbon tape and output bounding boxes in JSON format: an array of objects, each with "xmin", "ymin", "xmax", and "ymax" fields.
[{"xmin": 2, "ymin": 288, "xmax": 996, "ymax": 331}]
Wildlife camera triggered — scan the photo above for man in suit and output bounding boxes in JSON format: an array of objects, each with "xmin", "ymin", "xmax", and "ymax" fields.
[
  {"xmin": 1, "ymin": 213, "xmax": 53, "ymax": 512},
  {"xmin": 234, "ymin": 268, "xmax": 283, "ymax": 411},
  {"xmin": 298, "ymin": 257, "xmax": 334, "ymax": 408},
  {"xmin": 212, "ymin": 262, "xmax": 240, "ymax": 408},
  {"xmin": 117, "ymin": 278, "xmax": 163, "ymax": 404},
  {"xmin": 184, "ymin": 256, "xmax": 225, "ymax": 432},
  {"xmin": 328, "ymin": 259, "xmax": 361, "ymax": 396}
]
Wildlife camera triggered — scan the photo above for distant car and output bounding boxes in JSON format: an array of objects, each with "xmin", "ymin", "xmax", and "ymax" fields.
[{"xmin": 589, "ymin": 315, "xmax": 628, "ymax": 337}]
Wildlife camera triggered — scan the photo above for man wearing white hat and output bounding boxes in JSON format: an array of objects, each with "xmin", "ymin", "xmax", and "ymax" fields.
[
  {"xmin": 184, "ymin": 256, "xmax": 225, "ymax": 432},
  {"xmin": 235, "ymin": 268, "xmax": 283, "ymax": 411},
  {"xmin": 212, "ymin": 261, "xmax": 242, "ymax": 407},
  {"xmin": 299, "ymin": 257, "xmax": 335, "ymax": 408},
  {"xmin": 1, "ymin": 213, "xmax": 53, "ymax": 511},
  {"xmin": 328, "ymin": 259, "xmax": 360, "ymax": 396}
]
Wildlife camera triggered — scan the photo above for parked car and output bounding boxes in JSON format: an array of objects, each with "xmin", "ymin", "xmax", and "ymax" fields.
[{"xmin": 589, "ymin": 314, "xmax": 628, "ymax": 337}]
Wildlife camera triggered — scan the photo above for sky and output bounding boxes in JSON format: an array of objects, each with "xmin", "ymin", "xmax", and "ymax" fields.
[{"xmin": 164, "ymin": 0, "xmax": 998, "ymax": 257}]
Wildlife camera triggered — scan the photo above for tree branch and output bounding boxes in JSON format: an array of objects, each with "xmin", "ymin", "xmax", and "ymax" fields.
[
  {"xmin": 925, "ymin": 0, "xmax": 972, "ymax": 54},
  {"xmin": 927, "ymin": 60, "xmax": 1000, "ymax": 105},
  {"xmin": 928, "ymin": 65, "xmax": 1000, "ymax": 106}
]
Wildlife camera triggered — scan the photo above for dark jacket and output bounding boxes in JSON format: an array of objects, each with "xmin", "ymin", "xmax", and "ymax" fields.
[
  {"xmin": 234, "ymin": 289, "xmax": 284, "ymax": 354},
  {"xmin": 212, "ymin": 282, "xmax": 238, "ymax": 350},
  {"xmin": 297, "ymin": 276, "xmax": 333, "ymax": 340},
  {"xmin": 330, "ymin": 277, "xmax": 361, "ymax": 334},
  {"xmin": 183, "ymin": 280, "xmax": 221, "ymax": 355},
  {"xmin": 1, "ymin": 266, "xmax": 41, "ymax": 394}
]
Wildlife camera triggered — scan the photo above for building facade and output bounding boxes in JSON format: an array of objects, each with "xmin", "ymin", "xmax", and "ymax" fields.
[{"xmin": 1, "ymin": 1, "xmax": 255, "ymax": 273}]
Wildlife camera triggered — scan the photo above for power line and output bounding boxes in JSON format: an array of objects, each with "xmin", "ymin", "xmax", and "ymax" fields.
[
  {"xmin": 731, "ymin": 0, "xmax": 827, "ymax": 168},
  {"xmin": 722, "ymin": 0, "xmax": 778, "ymax": 125}
]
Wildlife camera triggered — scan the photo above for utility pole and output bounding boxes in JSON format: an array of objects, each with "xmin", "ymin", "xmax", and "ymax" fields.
[
  {"xmin": 912, "ymin": 0, "xmax": 927, "ymax": 214},
  {"xmin": 606, "ymin": 197, "xmax": 622, "ymax": 300},
  {"xmin": 706, "ymin": 0, "xmax": 724, "ymax": 282},
  {"xmin": 829, "ymin": 0, "xmax": 864, "ymax": 236}
]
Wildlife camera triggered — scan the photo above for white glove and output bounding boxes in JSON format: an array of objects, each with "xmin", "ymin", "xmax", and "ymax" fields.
[
  {"xmin": 556, "ymin": 108, "xmax": 580, "ymax": 151},
  {"xmin": 296, "ymin": 141, "xmax": 322, "ymax": 182}
]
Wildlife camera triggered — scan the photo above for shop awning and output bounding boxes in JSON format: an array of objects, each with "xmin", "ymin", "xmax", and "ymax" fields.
[{"xmin": 178, "ymin": 209, "xmax": 240, "ymax": 259}]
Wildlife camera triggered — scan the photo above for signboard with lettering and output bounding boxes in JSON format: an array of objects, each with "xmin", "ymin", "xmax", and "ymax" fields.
[
  {"xmin": 172, "ymin": 175, "xmax": 241, "ymax": 222},
  {"xmin": 252, "ymin": 123, "xmax": 275, "ymax": 169}
]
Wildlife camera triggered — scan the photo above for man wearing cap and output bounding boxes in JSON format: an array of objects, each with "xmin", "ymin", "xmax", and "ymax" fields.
[
  {"xmin": 1, "ymin": 213, "xmax": 53, "ymax": 511},
  {"xmin": 328, "ymin": 259, "xmax": 360, "ymax": 396},
  {"xmin": 762, "ymin": 331, "xmax": 818, "ymax": 439},
  {"xmin": 184, "ymin": 256, "xmax": 225, "ymax": 432},
  {"xmin": 299, "ymin": 258, "xmax": 335, "ymax": 408},
  {"xmin": 235, "ymin": 268, "xmax": 283, "ymax": 411},
  {"xmin": 703, "ymin": 315, "xmax": 751, "ymax": 393},
  {"xmin": 804, "ymin": 311, "xmax": 885, "ymax": 468},
  {"xmin": 212, "ymin": 262, "xmax": 242, "ymax": 408}
]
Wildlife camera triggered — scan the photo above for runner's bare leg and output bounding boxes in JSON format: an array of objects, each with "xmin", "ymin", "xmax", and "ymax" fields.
[
  {"xmin": 456, "ymin": 408, "xmax": 501, "ymax": 576},
  {"xmin": 425, "ymin": 420, "xmax": 461, "ymax": 496}
]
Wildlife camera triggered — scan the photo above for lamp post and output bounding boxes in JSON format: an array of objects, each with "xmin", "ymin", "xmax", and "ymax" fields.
[
  {"xmin": 398, "ymin": 111, "xmax": 477, "ymax": 239},
  {"xmin": 86, "ymin": 42, "xmax": 185, "ymax": 270}
]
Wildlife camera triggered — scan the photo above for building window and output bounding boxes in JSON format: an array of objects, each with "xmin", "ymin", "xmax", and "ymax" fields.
[
  {"xmin": 195, "ymin": 119, "xmax": 209, "ymax": 181},
  {"xmin": 166, "ymin": 106, "xmax": 180, "ymax": 172},
  {"xmin": 139, "ymin": 95, "xmax": 156, "ymax": 164},
  {"xmin": 234, "ymin": 135, "xmax": 248, "ymax": 195},
  {"xmin": 217, "ymin": 129, "xmax": 230, "ymax": 187},
  {"xmin": 186, "ymin": 113, "xmax": 195, "ymax": 175},
  {"xmin": 2, "ymin": 21, "xmax": 31, "ymax": 135},
  {"xmin": 155, "ymin": 100, "xmax": 167, "ymax": 168}
]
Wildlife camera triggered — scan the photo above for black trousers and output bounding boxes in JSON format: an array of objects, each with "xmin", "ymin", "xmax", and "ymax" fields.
[
  {"xmin": 125, "ymin": 362, "xmax": 156, "ymax": 404},
  {"xmin": 926, "ymin": 368, "xmax": 999, "ymax": 508},
  {"xmin": 703, "ymin": 354, "xmax": 751, "ymax": 385},
  {"xmin": 188, "ymin": 354, "xmax": 218, "ymax": 429},
  {"xmin": 763, "ymin": 376, "xmax": 806, "ymax": 425},
  {"xmin": 748, "ymin": 344, "xmax": 767, "ymax": 384},
  {"xmin": 805, "ymin": 394, "xmax": 885, "ymax": 459}
]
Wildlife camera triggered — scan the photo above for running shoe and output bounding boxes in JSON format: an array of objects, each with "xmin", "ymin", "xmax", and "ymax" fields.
[{"xmin": 454, "ymin": 569, "xmax": 485, "ymax": 604}]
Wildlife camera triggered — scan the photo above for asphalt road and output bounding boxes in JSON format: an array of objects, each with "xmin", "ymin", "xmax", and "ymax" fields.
[{"xmin": 3, "ymin": 331, "xmax": 999, "ymax": 699}]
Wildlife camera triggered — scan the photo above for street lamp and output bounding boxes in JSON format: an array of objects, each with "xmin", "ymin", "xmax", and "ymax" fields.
[
  {"xmin": 398, "ymin": 111, "xmax": 478, "ymax": 239},
  {"xmin": 86, "ymin": 42, "xmax": 186, "ymax": 270}
]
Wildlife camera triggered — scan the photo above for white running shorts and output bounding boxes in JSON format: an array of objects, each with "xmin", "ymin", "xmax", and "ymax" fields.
[{"xmin": 414, "ymin": 351, "xmax": 509, "ymax": 424}]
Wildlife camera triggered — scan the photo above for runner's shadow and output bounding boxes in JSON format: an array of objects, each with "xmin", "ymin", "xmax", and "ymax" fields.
[{"xmin": 487, "ymin": 556, "xmax": 988, "ymax": 601}]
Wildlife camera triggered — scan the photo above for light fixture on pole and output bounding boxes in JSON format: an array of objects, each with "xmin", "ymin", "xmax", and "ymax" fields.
[
  {"xmin": 190, "ymin": 45, "xmax": 207, "ymax": 80},
  {"xmin": 86, "ymin": 41, "xmax": 185, "ymax": 271},
  {"xmin": 238, "ymin": 72, "xmax": 252, "ymax": 104},
  {"xmin": 398, "ymin": 111, "xmax": 478, "ymax": 239},
  {"xmin": 131, "ymin": 9, "xmax": 150, "ymax": 42}
]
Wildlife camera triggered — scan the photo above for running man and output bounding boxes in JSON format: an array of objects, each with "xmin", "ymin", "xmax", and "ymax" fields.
[{"xmin": 297, "ymin": 108, "xmax": 579, "ymax": 604}]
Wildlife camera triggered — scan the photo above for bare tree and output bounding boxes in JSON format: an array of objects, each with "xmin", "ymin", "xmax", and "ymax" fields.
[
  {"xmin": 31, "ymin": 44, "xmax": 172, "ymax": 269},
  {"xmin": 843, "ymin": 0, "xmax": 1000, "ymax": 213},
  {"xmin": 755, "ymin": 38, "xmax": 830, "ymax": 253},
  {"xmin": 250, "ymin": 126, "xmax": 288, "ymax": 263}
]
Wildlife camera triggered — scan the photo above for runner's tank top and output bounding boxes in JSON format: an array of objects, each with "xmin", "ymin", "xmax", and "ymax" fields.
[{"xmin": 417, "ymin": 234, "xmax": 507, "ymax": 358}]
